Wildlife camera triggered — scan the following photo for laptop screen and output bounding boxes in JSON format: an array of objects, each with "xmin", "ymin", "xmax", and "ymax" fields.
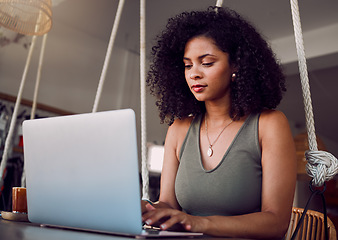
[{"xmin": 23, "ymin": 109, "xmax": 143, "ymax": 235}]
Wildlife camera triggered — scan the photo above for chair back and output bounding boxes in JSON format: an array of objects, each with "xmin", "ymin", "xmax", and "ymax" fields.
[{"xmin": 285, "ymin": 207, "xmax": 337, "ymax": 240}]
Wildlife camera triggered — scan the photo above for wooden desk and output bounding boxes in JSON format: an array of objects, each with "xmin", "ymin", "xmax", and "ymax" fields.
[{"xmin": 0, "ymin": 217, "xmax": 254, "ymax": 240}]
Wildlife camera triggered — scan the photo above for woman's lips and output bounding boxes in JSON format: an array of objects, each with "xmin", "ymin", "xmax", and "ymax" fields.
[{"xmin": 191, "ymin": 84, "xmax": 206, "ymax": 93}]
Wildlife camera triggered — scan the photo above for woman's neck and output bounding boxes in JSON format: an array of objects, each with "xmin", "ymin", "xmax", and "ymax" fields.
[{"xmin": 204, "ymin": 101, "xmax": 231, "ymax": 122}]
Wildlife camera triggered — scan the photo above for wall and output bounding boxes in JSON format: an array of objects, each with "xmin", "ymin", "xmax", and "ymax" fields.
[{"xmin": 0, "ymin": 23, "xmax": 169, "ymax": 150}]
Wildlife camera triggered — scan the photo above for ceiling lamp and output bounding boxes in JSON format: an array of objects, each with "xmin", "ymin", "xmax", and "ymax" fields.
[{"xmin": 0, "ymin": 0, "xmax": 52, "ymax": 35}]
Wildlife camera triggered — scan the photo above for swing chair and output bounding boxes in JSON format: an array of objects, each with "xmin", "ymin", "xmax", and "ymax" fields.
[
  {"xmin": 286, "ymin": 0, "xmax": 338, "ymax": 239},
  {"xmin": 0, "ymin": 0, "xmax": 337, "ymax": 238},
  {"xmin": 286, "ymin": 208, "xmax": 337, "ymax": 240}
]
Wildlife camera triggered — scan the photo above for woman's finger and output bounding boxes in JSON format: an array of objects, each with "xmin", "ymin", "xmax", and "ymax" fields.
[
  {"xmin": 143, "ymin": 208, "xmax": 176, "ymax": 226},
  {"xmin": 158, "ymin": 213, "xmax": 185, "ymax": 230},
  {"xmin": 145, "ymin": 203, "xmax": 156, "ymax": 211}
]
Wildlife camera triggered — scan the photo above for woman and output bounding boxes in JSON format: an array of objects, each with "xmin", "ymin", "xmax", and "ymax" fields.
[{"xmin": 142, "ymin": 6, "xmax": 296, "ymax": 239}]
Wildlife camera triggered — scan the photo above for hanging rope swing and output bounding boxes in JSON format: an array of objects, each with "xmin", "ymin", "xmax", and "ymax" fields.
[
  {"xmin": 20, "ymin": 33, "xmax": 49, "ymax": 187},
  {"xmin": 92, "ymin": 0, "xmax": 125, "ymax": 113},
  {"xmin": 140, "ymin": 0, "xmax": 149, "ymax": 199},
  {"xmin": 290, "ymin": 0, "xmax": 338, "ymax": 188},
  {"xmin": 290, "ymin": 0, "xmax": 338, "ymax": 238},
  {"xmin": 0, "ymin": 35, "xmax": 38, "ymax": 190},
  {"xmin": 90, "ymin": 0, "xmax": 150, "ymax": 199},
  {"xmin": 215, "ymin": 0, "xmax": 223, "ymax": 8}
]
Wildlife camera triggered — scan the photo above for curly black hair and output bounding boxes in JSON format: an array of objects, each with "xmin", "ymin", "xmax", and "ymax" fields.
[{"xmin": 147, "ymin": 6, "xmax": 286, "ymax": 125}]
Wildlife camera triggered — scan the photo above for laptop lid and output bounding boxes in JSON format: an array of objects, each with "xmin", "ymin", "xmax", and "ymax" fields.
[{"xmin": 23, "ymin": 109, "xmax": 143, "ymax": 235}]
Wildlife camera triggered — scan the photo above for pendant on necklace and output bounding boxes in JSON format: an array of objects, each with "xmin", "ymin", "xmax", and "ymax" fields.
[{"xmin": 207, "ymin": 146, "xmax": 213, "ymax": 157}]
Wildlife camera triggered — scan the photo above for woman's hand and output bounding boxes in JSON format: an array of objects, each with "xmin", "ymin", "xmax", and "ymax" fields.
[
  {"xmin": 142, "ymin": 203, "xmax": 207, "ymax": 232},
  {"xmin": 141, "ymin": 200, "xmax": 152, "ymax": 214}
]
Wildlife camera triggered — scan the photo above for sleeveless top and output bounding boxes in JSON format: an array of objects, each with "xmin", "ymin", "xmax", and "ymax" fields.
[{"xmin": 175, "ymin": 113, "xmax": 262, "ymax": 216}]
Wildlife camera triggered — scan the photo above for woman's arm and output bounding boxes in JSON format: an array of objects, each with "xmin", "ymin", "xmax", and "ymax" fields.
[
  {"xmin": 142, "ymin": 118, "xmax": 191, "ymax": 213},
  {"xmin": 143, "ymin": 110, "xmax": 296, "ymax": 239}
]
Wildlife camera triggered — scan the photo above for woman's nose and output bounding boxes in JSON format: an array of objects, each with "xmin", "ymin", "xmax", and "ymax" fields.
[{"xmin": 190, "ymin": 68, "xmax": 202, "ymax": 80}]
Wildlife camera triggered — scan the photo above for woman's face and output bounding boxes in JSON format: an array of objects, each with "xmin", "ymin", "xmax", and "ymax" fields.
[{"xmin": 183, "ymin": 36, "xmax": 235, "ymax": 103}]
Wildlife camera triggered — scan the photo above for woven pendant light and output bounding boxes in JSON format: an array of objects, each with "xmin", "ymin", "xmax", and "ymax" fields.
[{"xmin": 0, "ymin": 0, "xmax": 52, "ymax": 35}]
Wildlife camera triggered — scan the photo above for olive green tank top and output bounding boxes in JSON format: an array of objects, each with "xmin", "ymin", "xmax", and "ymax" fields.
[{"xmin": 175, "ymin": 113, "xmax": 262, "ymax": 216}]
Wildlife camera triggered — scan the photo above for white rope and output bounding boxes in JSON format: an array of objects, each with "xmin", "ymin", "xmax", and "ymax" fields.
[
  {"xmin": 92, "ymin": 0, "xmax": 125, "ymax": 113},
  {"xmin": 0, "ymin": 35, "xmax": 38, "ymax": 190},
  {"xmin": 215, "ymin": 0, "xmax": 223, "ymax": 7},
  {"xmin": 30, "ymin": 34, "xmax": 48, "ymax": 120},
  {"xmin": 305, "ymin": 151, "xmax": 338, "ymax": 187},
  {"xmin": 290, "ymin": 0, "xmax": 338, "ymax": 187},
  {"xmin": 19, "ymin": 33, "xmax": 49, "ymax": 188},
  {"xmin": 140, "ymin": 0, "xmax": 149, "ymax": 199}
]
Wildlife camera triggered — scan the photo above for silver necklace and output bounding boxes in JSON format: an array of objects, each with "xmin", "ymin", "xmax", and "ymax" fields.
[{"xmin": 205, "ymin": 115, "xmax": 233, "ymax": 157}]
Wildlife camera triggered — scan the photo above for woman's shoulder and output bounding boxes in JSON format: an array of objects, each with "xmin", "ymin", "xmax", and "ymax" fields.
[
  {"xmin": 168, "ymin": 116, "xmax": 195, "ymax": 134},
  {"xmin": 259, "ymin": 109, "xmax": 289, "ymax": 125},
  {"xmin": 165, "ymin": 116, "xmax": 196, "ymax": 158},
  {"xmin": 166, "ymin": 116, "xmax": 196, "ymax": 143},
  {"xmin": 258, "ymin": 109, "xmax": 292, "ymax": 141}
]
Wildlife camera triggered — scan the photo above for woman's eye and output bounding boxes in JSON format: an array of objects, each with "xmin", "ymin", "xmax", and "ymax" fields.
[
  {"xmin": 202, "ymin": 62, "xmax": 214, "ymax": 67},
  {"xmin": 184, "ymin": 64, "xmax": 192, "ymax": 69}
]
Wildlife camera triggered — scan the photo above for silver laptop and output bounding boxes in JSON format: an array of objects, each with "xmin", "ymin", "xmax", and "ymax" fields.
[{"xmin": 22, "ymin": 109, "xmax": 202, "ymax": 238}]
